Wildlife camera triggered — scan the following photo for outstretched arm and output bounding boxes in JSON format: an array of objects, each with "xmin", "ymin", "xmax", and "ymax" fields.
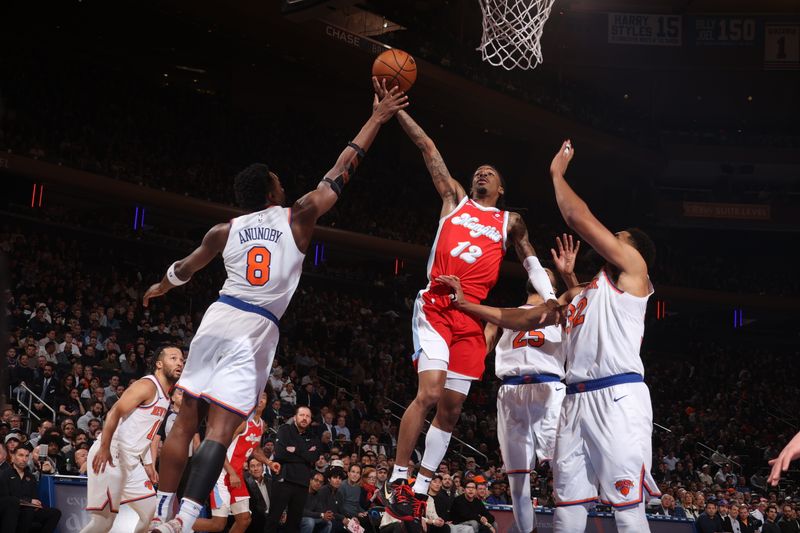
[
  {"xmin": 290, "ymin": 82, "xmax": 408, "ymax": 252},
  {"xmin": 143, "ymin": 222, "xmax": 229, "ymax": 307},
  {"xmin": 507, "ymin": 213, "xmax": 557, "ymax": 302},
  {"xmin": 549, "ymin": 140, "xmax": 649, "ymax": 296},
  {"xmin": 437, "ymin": 275, "xmax": 565, "ymax": 331}
]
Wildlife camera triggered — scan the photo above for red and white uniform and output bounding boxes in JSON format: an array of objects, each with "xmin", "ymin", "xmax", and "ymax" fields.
[
  {"xmin": 210, "ymin": 418, "xmax": 264, "ymax": 516},
  {"xmin": 412, "ymin": 196, "xmax": 508, "ymax": 380},
  {"xmin": 553, "ymin": 268, "xmax": 660, "ymax": 509},
  {"xmin": 86, "ymin": 375, "xmax": 169, "ymax": 512}
]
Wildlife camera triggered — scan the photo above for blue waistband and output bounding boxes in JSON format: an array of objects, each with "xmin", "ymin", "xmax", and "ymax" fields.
[
  {"xmin": 501, "ymin": 374, "xmax": 562, "ymax": 386},
  {"xmin": 217, "ymin": 295, "xmax": 279, "ymax": 326},
  {"xmin": 566, "ymin": 372, "xmax": 643, "ymax": 394}
]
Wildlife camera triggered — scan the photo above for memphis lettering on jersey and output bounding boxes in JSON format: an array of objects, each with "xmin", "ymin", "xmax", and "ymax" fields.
[
  {"xmin": 238, "ymin": 226, "xmax": 283, "ymax": 245},
  {"xmin": 450, "ymin": 213, "xmax": 502, "ymax": 242}
]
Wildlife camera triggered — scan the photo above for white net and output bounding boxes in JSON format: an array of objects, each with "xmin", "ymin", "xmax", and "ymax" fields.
[{"xmin": 477, "ymin": 0, "xmax": 556, "ymax": 70}]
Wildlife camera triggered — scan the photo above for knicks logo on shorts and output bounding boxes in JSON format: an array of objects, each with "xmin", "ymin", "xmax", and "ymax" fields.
[
  {"xmin": 614, "ymin": 479, "xmax": 634, "ymax": 496},
  {"xmin": 145, "ymin": 480, "xmax": 154, "ymax": 491}
]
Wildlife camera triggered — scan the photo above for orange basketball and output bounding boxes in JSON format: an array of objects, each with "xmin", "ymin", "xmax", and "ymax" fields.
[{"xmin": 372, "ymin": 48, "xmax": 417, "ymax": 93}]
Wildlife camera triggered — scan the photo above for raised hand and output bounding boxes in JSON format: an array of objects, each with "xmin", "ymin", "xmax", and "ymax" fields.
[
  {"xmin": 550, "ymin": 139, "xmax": 574, "ymax": 177},
  {"xmin": 551, "ymin": 233, "xmax": 581, "ymax": 276},
  {"xmin": 371, "ymin": 78, "xmax": 409, "ymax": 124}
]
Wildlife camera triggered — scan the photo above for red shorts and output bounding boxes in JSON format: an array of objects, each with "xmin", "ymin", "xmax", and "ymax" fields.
[{"xmin": 411, "ymin": 290, "xmax": 486, "ymax": 379}]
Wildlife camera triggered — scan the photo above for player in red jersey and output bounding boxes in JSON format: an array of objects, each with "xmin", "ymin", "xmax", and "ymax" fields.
[{"xmin": 374, "ymin": 79, "xmax": 559, "ymax": 523}]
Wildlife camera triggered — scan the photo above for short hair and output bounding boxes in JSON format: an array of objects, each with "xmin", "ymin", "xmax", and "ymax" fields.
[
  {"xmin": 44, "ymin": 362, "xmax": 56, "ymax": 371},
  {"xmin": 295, "ymin": 405, "xmax": 312, "ymax": 416},
  {"xmin": 624, "ymin": 227, "xmax": 656, "ymax": 270},
  {"xmin": 234, "ymin": 164, "xmax": 272, "ymax": 211},
  {"xmin": 471, "ymin": 164, "xmax": 506, "ymax": 210}
]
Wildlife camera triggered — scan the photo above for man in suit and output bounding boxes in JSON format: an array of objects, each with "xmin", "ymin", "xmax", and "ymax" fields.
[
  {"xmin": 653, "ymin": 494, "xmax": 687, "ymax": 518},
  {"xmin": 33, "ymin": 362, "xmax": 58, "ymax": 419},
  {"xmin": 244, "ymin": 456, "xmax": 270, "ymax": 533},
  {"xmin": 318, "ymin": 411, "xmax": 336, "ymax": 440}
]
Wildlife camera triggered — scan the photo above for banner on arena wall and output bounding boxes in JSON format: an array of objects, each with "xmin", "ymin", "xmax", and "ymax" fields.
[
  {"xmin": 682, "ymin": 202, "xmax": 770, "ymax": 220},
  {"xmin": 692, "ymin": 16, "xmax": 758, "ymax": 46},
  {"xmin": 608, "ymin": 13, "xmax": 682, "ymax": 46},
  {"xmin": 764, "ymin": 24, "xmax": 800, "ymax": 70},
  {"xmin": 322, "ymin": 23, "xmax": 386, "ymax": 55}
]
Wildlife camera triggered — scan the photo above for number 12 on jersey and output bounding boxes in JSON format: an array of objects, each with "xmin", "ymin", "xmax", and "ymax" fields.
[
  {"xmin": 450, "ymin": 241, "xmax": 483, "ymax": 264},
  {"xmin": 246, "ymin": 246, "xmax": 272, "ymax": 286}
]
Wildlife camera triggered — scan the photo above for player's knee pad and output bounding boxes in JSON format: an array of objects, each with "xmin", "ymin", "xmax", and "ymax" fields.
[
  {"xmin": 182, "ymin": 440, "xmax": 228, "ymax": 504},
  {"xmin": 553, "ymin": 503, "xmax": 590, "ymax": 533}
]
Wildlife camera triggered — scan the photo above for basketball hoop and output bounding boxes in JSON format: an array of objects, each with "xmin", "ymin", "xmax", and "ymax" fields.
[{"xmin": 477, "ymin": 0, "xmax": 556, "ymax": 71}]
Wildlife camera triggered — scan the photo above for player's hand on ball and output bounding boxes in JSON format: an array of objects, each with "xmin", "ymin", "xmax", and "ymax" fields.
[
  {"xmin": 93, "ymin": 445, "xmax": 114, "ymax": 474},
  {"xmin": 436, "ymin": 275, "xmax": 465, "ymax": 307},
  {"xmin": 768, "ymin": 430, "xmax": 800, "ymax": 485},
  {"xmin": 371, "ymin": 78, "xmax": 409, "ymax": 124},
  {"xmin": 550, "ymin": 139, "xmax": 574, "ymax": 177}
]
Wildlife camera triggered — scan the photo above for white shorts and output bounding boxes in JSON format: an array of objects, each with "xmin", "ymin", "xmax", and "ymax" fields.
[
  {"xmin": 552, "ymin": 381, "xmax": 660, "ymax": 508},
  {"xmin": 86, "ymin": 440, "xmax": 155, "ymax": 513},
  {"xmin": 177, "ymin": 301, "xmax": 279, "ymax": 418},
  {"xmin": 415, "ymin": 350, "xmax": 472, "ymax": 396},
  {"xmin": 497, "ymin": 381, "xmax": 565, "ymax": 471},
  {"xmin": 209, "ymin": 477, "xmax": 251, "ymax": 517}
]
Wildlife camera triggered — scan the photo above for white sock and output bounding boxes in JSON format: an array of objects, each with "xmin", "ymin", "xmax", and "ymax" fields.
[
  {"xmin": 154, "ymin": 491, "xmax": 175, "ymax": 521},
  {"xmin": 419, "ymin": 425, "xmax": 452, "ymax": 473},
  {"xmin": 175, "ymin": 498, "xmax": 203, "ymax": 531},
  {"xmin": 508, "ymin": 474, "xmax": 534, "ymax": 533},
  {"xmin": 390, "ymin": 465, "xmax": 409, "ymax": 483},
  {"xmin": 412, "ymin": 473, "xmax": 432, "ymax": 496}
]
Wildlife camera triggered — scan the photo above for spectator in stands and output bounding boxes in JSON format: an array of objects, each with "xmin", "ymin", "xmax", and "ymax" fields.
[
  {"xmin": 424, "ymin": 474, "xmax": 451, "ymax": 533},
  {"xmin": 265, "ymin": 399, "xmax": 284, "ymax": 428},
  {"xmin": 738, "ymin": 504, "xmax": 761, "ymax": 533},
  {"xmin": 696, "ymin": 500, "xmax": 725, "ymax": 533},
  {"xmin": 281, "ymin": 381, "xmax": 298, "ymax": 407},
  {"xmin": 680, "ymin": 491, "xmax": 701, "ymax": 520},
  {"xmin": 340, "ymin": 463, "xmax": 370, "ymax": 527},
  {"xmin": 334, "ymin": 416, "xmax": 351, "ymax": 442},
  {"xmin": 98, "ymin": 350, "xmax": 121, "ymax": 373},
  {"xmin": 779, "ymin": 504, "xmax": 799, "ymax": 532},
  {"xmin": 317, "ymin": 466, "xmax": 350, "ymax": 531},
  {"xmin": 58, "ymin": 387, "xmax": 84, "ymax": 420},
  {"xmin": 0, "ymin": 444, "xmax": 20, "ymax": 532},
  {"xmin": 697, "ymin": 464, "xmax": 713, "ymax": 487},
  {"xmin": 0, "ymin": 447, "xmax": 61, "ymax": 533},
  {"xmin": 654, "ymin": 494, "xmax": 687, "ymax": 518},
  {"xmin": 485, "ymin": 482, "xmax": 508, "ymax": 505},
  {"xmin": 301, "ymin": 471, "xmax": 334, "ymax": 533},
  {"xmin": 450, "ymin": 480, "xmax": 496, "ymax": 533},
  {"xmin": 32, "ymin": 362, "xmax": 58, "ymax": 419},
  {"xmin": 719, "ymin": 501, "xmax": 736, "ymax": 531},
  {"xmin": 244, "ymin": 456, "xmax": 270, "ymax": 533},
  {"xmin": 763, "ymin": 505, "xmax": 782, "ymax": 533},
  {"xmin": 77, "ymin": 400, "xmax": 104, "ymax": 431}
]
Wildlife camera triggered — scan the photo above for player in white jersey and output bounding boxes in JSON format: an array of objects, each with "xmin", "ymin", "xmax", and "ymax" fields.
[
  {"xmin": 81, "ymin": 345, "xmax": 184, "ymax": 533},
  {"xmin": 486, "ymin": 238, "xmax": 579, "ymax": 533},
  {"xmin": 439, "ymin": 141, "xmax": 658, "ymax": 533},
  {"xmin": 142, "ymin": 84, "xmax": 408, "ymax": 533}
]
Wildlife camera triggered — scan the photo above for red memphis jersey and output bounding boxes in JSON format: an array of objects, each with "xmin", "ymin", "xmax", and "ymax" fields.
[
  {"xmin": 227, "ymin": 418, "xmax": 264, "ymax": 473},
  {"xmin": 426, "ymin": 196, "xmax": 509, "ymax": 302}
]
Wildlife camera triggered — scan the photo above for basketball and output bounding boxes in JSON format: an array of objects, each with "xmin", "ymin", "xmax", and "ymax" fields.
[{"xmin": 372, "ymin": 48, "xmax": 417, "ymax": 93}]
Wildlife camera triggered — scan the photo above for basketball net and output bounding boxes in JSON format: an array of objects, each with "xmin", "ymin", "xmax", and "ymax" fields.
[{"xmin": 477, "ymin": 0, "xmax": 556, "ymax": 70}]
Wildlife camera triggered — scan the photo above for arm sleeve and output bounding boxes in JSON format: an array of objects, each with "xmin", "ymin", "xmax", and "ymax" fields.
[{"xmin": 523, "ymin": 256, "xmax": 557, "ymax": 300}]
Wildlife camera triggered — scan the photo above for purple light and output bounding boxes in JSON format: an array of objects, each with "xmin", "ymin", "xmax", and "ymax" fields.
[
  {"xmin": 314, "ymin": 244, "xmax": 319, "ymax": 266},
  {"xmin": 141, "ymin": 207, "xmax": 146, "ymax": 228},
  {"xmin": 133, "ymin": 206, "xmax": 139, "ymax": 229}
]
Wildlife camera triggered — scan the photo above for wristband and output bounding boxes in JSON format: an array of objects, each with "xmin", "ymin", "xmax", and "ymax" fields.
[{"xmin": 166, "ymin": 262, "xmax": 190, "ymax": 286}]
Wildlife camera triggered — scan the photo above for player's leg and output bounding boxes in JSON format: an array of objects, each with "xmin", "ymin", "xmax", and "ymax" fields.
[
  {"xmin": 79, "ymin": 509, "xmax": 116, "ymax": 533},
  {"xmin": 166, "ymin": 403, "xmax": 244, "ymax": 532},
  {"xmin": 497, "ymin": 385, "xmax": 536, "ymax": 533},
  {"xmin": 228, "ymin": 499, "xmax": 252, "ymax": 533},
  {"xmin": 128, "ymin": 497, "xmax": 158, "ymax": 533},
  {"xmin": 613, "ymin": 501, "xmax": 649, "ymax": 532},
  {"xmin": 552, "ymin": 394, "xmax": 598, "ymax": 533},
  {"xmin": 392, "ymin": 366, "xmax": 447, "ymax": 483},
  {"xmin": 412, "ymin": 381, "xmax": 468, "ymax": 496},
  {"xmin": 152, "ymin": 393, "xmax": 208, "ymax": 524},
  {"xmin": 191, "ymin": 480, "xmax": 229, "ymax": 533}
]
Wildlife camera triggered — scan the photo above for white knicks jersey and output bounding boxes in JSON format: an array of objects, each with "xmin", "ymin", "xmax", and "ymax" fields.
[
  {"xmin": 113, "ymin": 375, "xmax": 170, "ymax": 458},
  {"xmin": 219, "ymin": 207, "xmax": 305, "ymax": 319},
  {"xmin": 494, "ymin": 305, "xmax": 565, "ymax": 379},
  {"xmin": 563, "ymin": 268, "xmax": 653, "ymax": 383}
]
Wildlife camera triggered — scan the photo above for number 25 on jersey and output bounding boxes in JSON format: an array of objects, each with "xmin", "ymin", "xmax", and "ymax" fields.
[{"xmin": 246, "ymin": 246, "xmax": 272, "ymax": 286}]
